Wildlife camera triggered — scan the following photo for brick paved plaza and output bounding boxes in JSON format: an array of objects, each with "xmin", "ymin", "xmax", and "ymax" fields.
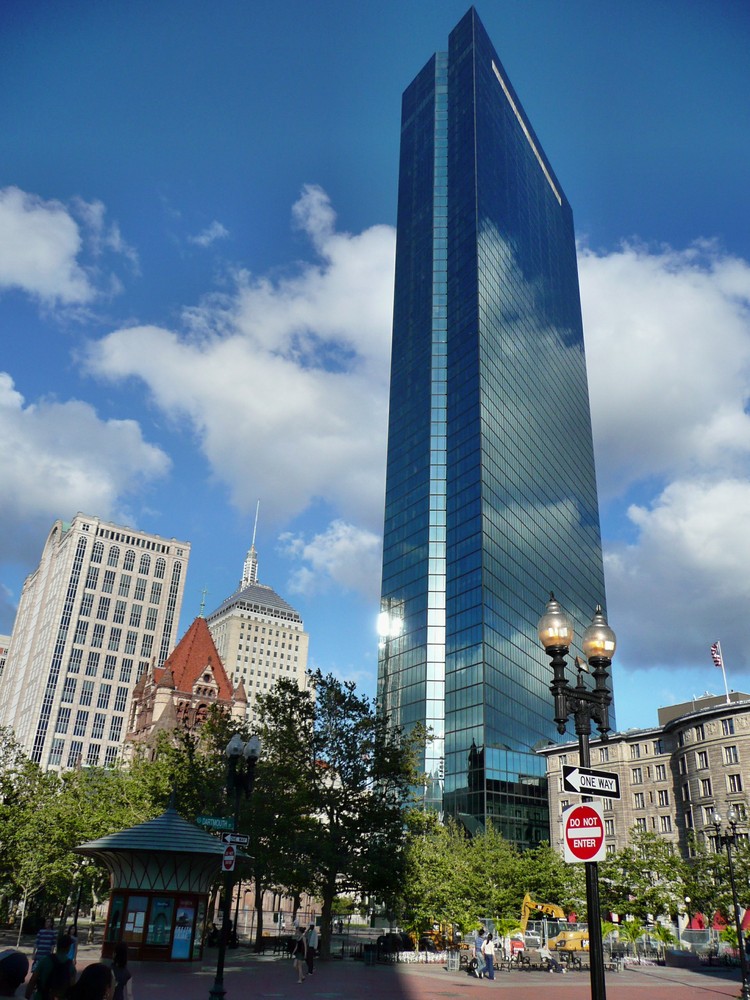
[
  {"xmin": 97, "ymin": 952, "xmax": 747, "ymax": 1000},
  {"xmin": 4, "ymin": 933, "xmax": 741, "ymax": 1000}
]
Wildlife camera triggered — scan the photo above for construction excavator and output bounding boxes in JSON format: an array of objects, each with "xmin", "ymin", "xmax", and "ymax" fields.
[
  {"xmin": 519, "ymin": 894, "xmax": 590, "ymax": 951},
  {"xmin": 520, "ymin": 893, "xmax": 565, "ymax": 933}
]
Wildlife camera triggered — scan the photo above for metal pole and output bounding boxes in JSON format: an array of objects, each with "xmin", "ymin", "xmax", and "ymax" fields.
[
  {"xmin": 209, "ymin": 760, "xmax": 240, "ymax": 1000},
  {"xmin": 725, "ymin": 836, "xmax": 750, "ymax": 1000},
  {"xmin": 209, "ymin": 873, "xmax": 234, "ymax": 1000},
  {"xmin": 578, "ymin": 731, "xmax": 606, "ymax": 1000}
]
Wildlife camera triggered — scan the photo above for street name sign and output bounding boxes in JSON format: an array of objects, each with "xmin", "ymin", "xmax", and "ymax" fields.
[
  {"xmin": 562, "ymin": 764, "xmax": 620, "ymax": 800},
  {"xmin": 563, "ymin": 802, "xmax": 605, "ymax": 863},
  {"xmin": 222, "ymin": 844, "xmax": 237, "ymax": 872},
  {"xmin": 222, "ymin": 833, "xmax": 250, "ymax": 847},
  {"xmin": 197, "ymin": 815, "xmax": 234, "ymax": 831}
]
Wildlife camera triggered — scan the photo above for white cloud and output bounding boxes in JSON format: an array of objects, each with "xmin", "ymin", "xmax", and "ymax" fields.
[
  {"xmin": 604, "ymin": 477, "xmax": 750, "ymax": 667},
  {"xmin": 279, "ymin": 520, "xmax": 382, "ymax": 597},
  {"xmin": 0, "ymin": 187, "xmax": 94, "ymax": 303},
  {"xmin": 0, "ymin": 372, "xmax": 170, "ymax": 570},
  {"xmin": 86, "ymin": 187, "xmax": 395, "ymax": 596},
  {"xmin": 72, "ymin": 196, "xmax": 139, "ymax": 268},
  {"xmin": 579, "ymin": 242, "xmax": 750, "ymax": 673},
  {"xmin": 81, "ymin": 185, "xmax": 750, "ymax": 671},
  {"xmin": 188, "ymin": 220, "xmax": 230, "ymax": 248},
  {"xmin": 0, "ymin": 187, "xmax": 138, "ymax": 307},
  {"xmin": 579, "ymin": 242, "xmax": 750, "ymax": 498}
]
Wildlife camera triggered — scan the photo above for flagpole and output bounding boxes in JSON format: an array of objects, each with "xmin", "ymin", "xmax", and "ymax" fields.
[{"xmin": 718, "ymin": 641, "xmax": 730, "ymax": 704}]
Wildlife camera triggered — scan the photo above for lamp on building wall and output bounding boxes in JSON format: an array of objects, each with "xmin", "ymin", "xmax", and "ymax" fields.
[
  {"xmin": 209, "ymin": 734, "xmax": 261, "ymax": 1000},
  {"xmin": 711, "ymin": 807, "xmax": 750, "ymax": 999},
  {"xmin": 538, "ymin": 594, "xmax": 615, "ymax": 1000}
]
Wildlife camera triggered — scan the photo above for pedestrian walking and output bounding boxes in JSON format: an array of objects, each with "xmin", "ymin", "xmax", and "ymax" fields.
[
  {"xmin": 481, "ymin": 933, "xmax": 495, "ymax": 980},
  {"xmin": 304, "ymin": 924, "xmax": 318, "ymax": 976},
  {"xmin": 292, "ymin": 928, "xmax": 307, "ymax": 984},
  {"xmin": 111, "ymin": 943, "xmax": 133, "ymax": 1000},
  {"xmin": 66, "ymin": 926, "xmax": 78, "ymax": 969},
  {"xmin": 472, "ymin": 929, "xmax": 486, "ymax": 978},
  {"xmin": 25, "ymin": 935, "xmax": 75, "ymax": 1000},
  {"xmin": 31, "ymin": 921, "xmax": 56, "ymax": 973}
]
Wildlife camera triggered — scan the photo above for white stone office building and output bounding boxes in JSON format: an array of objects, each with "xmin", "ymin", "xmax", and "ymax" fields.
[
  {"xmin": 0, "ymin": 634, "xmax": 10, "ymax": 682},
  {"xmin": 539, "ymin": 691, "xmax": 750, "ymax": 859},
  {"xmin": 0, "ymin": 514, "xmax": 190, "ymax": 769},
  {"xmin": 205, "ymin": 540, "xmax": 309, "ymax": 721}
]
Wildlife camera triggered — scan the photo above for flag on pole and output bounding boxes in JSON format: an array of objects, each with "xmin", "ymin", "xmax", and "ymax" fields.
[{"xmin": 711, "ymin": 641, "xmax": 731, "ymax": 704}]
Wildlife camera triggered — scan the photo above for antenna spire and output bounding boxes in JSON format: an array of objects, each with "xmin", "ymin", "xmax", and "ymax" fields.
[{"xmin": 242, "ymin": 501, "xmax": 260, "ymax": 587}]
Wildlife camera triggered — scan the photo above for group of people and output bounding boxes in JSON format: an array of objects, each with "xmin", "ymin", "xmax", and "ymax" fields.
[
  {"xmin": 471, "ymin": 928, "xmax": 566, "ymax": 978},
  {"xmin": 291, "ymin": 923, "xmax": 319, "ymax": 984},
  {"xmin": 471, "ymin": 929, "xmax": 495, "ymax": 979},
  {"xmin": 0, "ymin": 918, "xmax": 134, "ymax": 1000}
]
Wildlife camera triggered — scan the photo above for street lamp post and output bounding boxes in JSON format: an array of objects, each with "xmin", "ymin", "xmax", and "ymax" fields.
[
  {"xmin": 209, "ymin": 733, "xmax": 261, "ymax": 1000},
  {"xmin": 538, "ymin": 594, "xmax": 615, "ymax": 1000},
  {"xmin": 712, "ymin": 807, "xmax": 750, "ymax": 1000},
  {"xmin": 682, "ymin": 896, "xmax": 692, "ymax": 948}
]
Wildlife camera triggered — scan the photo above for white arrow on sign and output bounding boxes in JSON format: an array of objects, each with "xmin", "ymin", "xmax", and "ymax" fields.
[{"xmin": 562, "ymin": 764, "xmax": 620, "ymax": 799}]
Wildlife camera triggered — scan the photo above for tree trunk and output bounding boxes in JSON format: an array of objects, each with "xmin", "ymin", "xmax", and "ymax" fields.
[
  {"xmin": 318, "ymin": 880, "xmax": 336, "ymax": 960},
  {"xmin": 253, "ymin": 880, "xmax": 265, "ymax": 952}
]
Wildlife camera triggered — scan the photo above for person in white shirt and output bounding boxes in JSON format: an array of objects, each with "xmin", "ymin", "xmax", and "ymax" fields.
[{"xmin": 481, "ymin": 933, "xmax": 495, "ymax": 980}]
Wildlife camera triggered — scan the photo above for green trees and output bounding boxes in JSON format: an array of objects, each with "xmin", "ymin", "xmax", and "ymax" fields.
[
  {"xmin": 255, "ymin": 672, "xmax": 424, "ymax": 958},
  {"xmin": 617, "ymin": 917, "xmax": 645, "ymax": 958},
  {"xmin": 599, "ymin": 830, "xmax": 685, "ymax": 922},
  {"xmin": 398, "ymin": 817, "xmax": 585, "ymax": 937}
]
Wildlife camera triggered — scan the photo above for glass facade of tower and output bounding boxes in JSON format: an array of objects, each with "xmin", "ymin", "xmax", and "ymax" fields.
[{"xmin": 378, "ymin": 8, "xmax": 612, "ymax": 846}]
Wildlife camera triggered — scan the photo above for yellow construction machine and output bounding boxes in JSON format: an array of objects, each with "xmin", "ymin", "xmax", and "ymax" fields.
[
  {"xmin": 519, "ymin": 894, "xmax": 589, "ymax": 951},
  {"xmin": 519, "ymin": 893, "xmax": 565, "ymax": 933}
]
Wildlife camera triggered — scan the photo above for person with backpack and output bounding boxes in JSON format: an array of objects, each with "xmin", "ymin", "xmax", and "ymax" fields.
[
  {"xmin": 24, "ymin": 936, "xmax": 74, "ymax": 1000},
  {"xmin": 472, "ymin": 929, "xmax": 486, "ymax": 978}
]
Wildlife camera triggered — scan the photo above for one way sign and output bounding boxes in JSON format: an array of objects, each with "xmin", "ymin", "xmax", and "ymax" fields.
[{"xmin": 562, "ymin": 764, "xmax": 621, "ymax": 800}]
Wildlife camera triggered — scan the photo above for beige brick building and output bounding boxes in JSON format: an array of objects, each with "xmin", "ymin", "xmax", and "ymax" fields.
[{"xmin": 539, "ymin": 691, "xmax": 750, "ymax": 858}]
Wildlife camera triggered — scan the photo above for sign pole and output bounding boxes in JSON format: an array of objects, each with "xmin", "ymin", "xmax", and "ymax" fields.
[{"xmin": 578, "ymin": 731, "xmax": 607, "ymax": 1000}]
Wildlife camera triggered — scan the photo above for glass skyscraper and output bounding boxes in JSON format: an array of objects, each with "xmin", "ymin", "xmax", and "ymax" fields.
[{"xmin": 378, "ymin": 8, "xmax": 612, "ymax": 847}]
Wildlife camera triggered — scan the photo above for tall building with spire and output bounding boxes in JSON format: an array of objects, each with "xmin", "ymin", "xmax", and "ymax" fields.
[
  {"xmin": 378, "ymin": 8, "xmax": 610, "ymax": 846},
  {"xmin": 205, "ymin": 524, "xmax": 309, "ymax": 722}
]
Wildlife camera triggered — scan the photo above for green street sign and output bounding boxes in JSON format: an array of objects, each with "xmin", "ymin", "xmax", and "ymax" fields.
[{"xmin": 196, "ymin": 815, "xmax": 234, "ymax": 831}]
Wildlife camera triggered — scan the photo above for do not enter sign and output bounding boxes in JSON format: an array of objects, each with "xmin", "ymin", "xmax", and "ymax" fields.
[
  {"xmin": 222, "ymin": 844, "xmax": 237, "ymax": 872},
  {"xmin": 563, "ymin": 802, "xmax": 605, "ymax": 863}
]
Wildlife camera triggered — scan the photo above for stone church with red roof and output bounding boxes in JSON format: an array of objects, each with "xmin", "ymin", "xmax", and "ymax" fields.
[{"xmin": 126, "ymin": 615, "xmax": 246, "ymax": 752}]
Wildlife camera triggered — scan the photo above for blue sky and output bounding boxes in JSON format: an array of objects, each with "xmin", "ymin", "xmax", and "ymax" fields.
[{"xmin": 1, "ymin": 0, "xmax": 749, "ymax": 732}]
